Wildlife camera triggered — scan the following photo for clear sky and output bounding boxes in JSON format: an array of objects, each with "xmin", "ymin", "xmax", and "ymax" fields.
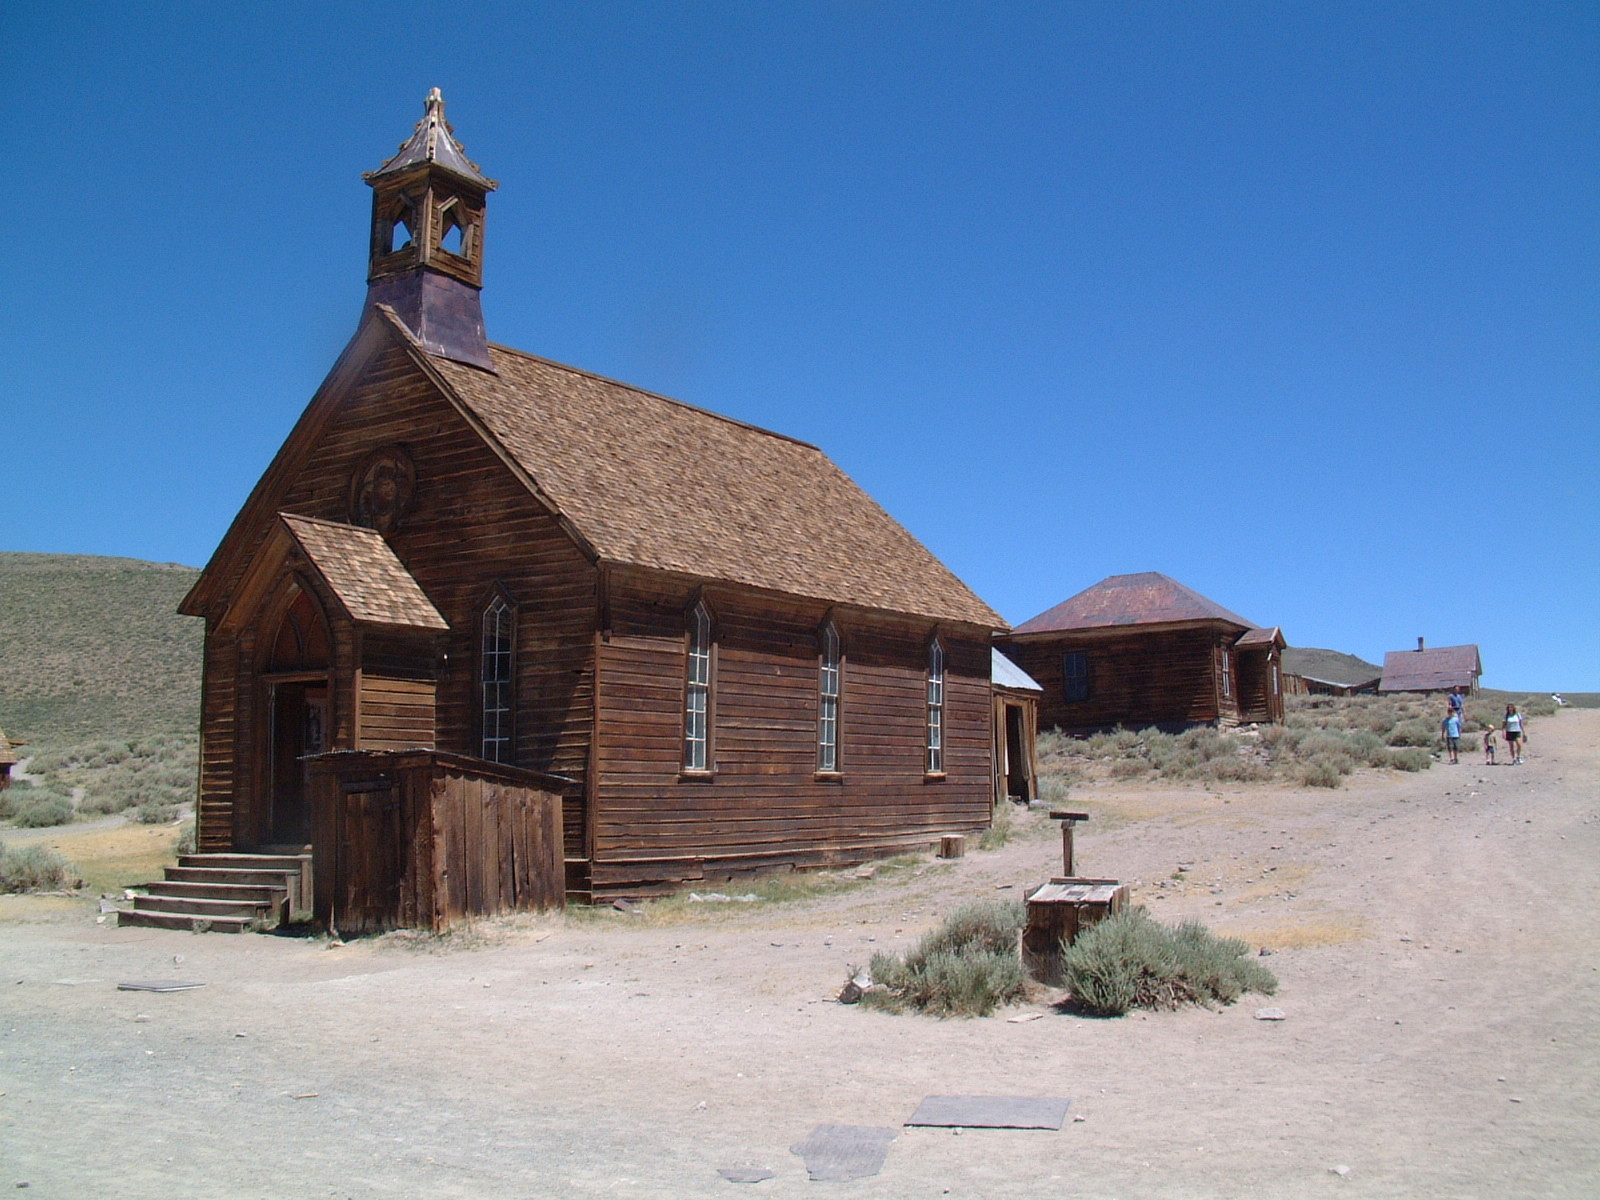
[{"xmin": 3, "ymin": 2, "xmax": 1595, "ymax": 689}]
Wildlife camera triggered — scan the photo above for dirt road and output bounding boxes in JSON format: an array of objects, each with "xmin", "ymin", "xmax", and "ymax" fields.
[{"xmin": 3, "ymin": 711, "xmax": 1596, "ymax": 1198}]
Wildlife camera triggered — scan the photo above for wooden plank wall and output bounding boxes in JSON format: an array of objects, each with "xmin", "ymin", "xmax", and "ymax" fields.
[
  {"xmin": 197, "ymin": 341, "xmax": 597, "ymax": 852},
  {"xmin": 311, "ymin": 752, "xmax": 563, "ymax": 933},
  {"xmin": 591, "ymin": 571, "xmax": 994, "ymax": 895},
  {"xmin": 358, "ymin": 676, "xmax": 437, "ymax": 750},
  {"xmin": 999, "ymin": 627, "xmax": 1229, "ymax": 733},
  {"xmin": 195, "ymin": 625, "xmax": 238, "ymax": 852}
]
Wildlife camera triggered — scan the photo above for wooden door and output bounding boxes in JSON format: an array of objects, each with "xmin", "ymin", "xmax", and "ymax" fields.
[
  {"xmin": 269, "ymin": 681, "xmax": 327, "ymax": 845},
  {"xmin": 335, "ymin": 779, "xmax": 404, "ymax": 933}
]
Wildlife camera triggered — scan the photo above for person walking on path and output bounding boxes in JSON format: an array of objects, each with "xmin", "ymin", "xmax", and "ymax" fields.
[
  {"xmin": 1442, "ymin": 709, "xmax": 1462, "ymax": 764},
  {"xmin": 1503, "ymin": 704, "xmax": 1527, "ymax": 764},
  {"xmin": 1483, "ymin": 725, "xmax": 1498, "ymax": 766},
  {"xmin": 1448, "ymin": 689, "xmax": 1465, "ymax": 722}
]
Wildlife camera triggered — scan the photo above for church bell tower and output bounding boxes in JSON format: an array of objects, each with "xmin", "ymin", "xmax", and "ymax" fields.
[{"xmin": 363, "ymin": 89, "xmax": 498, "ymax": 371}]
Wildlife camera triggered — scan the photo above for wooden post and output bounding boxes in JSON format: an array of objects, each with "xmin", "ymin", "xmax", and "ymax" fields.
[{"xmin": 1048, "ymin": 810, "xmax": 1089, "ymax": 876}]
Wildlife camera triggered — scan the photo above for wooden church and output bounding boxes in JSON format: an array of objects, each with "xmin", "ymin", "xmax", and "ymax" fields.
[{"xmin": 172, "ymin": 91, "xmax": 1005, "ymax": 923}]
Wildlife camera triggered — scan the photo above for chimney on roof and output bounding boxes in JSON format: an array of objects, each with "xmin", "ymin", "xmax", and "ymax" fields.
[{"xmin": 1417, "ymin": 637, "xmax": 1425, "ymax": 652}]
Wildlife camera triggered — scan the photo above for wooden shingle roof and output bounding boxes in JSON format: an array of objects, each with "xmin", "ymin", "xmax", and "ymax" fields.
[
  {"xmin": 427, "ymin": 341, "xmax": 1002, "ymax": 629},
  {"xmin": 281, "ymin": 514, "xmax": 449, "ymax": 631},
  {"xmin": 1012, "ymin": 572, "xmax": 1256, "ymax": 635}
]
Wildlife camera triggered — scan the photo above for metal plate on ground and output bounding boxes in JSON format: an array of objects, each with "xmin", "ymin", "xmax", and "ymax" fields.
[
  {"xmin": 906, "ymin": 1095, "xmax": 1070, "ymax": 1130},
  {"xmin": 789, "ymin": 1124, "xmax": 896, "ymax": 1181},
  {"xmin": 116, "ymin": 980, "xmax": 207, "ymax": 993},
  {"xmin": 716, "ymin": 1167, "xmax": 776, "ymax": 1183}
]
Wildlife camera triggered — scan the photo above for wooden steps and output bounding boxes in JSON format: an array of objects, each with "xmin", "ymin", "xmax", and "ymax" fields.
[{"xmin": 119, "ymin": 851, "xmax": 312, "ymax": 934}]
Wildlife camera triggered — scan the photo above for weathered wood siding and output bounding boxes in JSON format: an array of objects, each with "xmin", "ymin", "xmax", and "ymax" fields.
[
  {"xmin": 357, "ymin": 676, "xmax": 437, "ymax": 750},
  {"xmin": 196, "ymin": 623, "xmax": 238, "ymax": 852},
  {"xmin": 309, "ymin": 750, "xmax": 564, "ymax": 933},
  {"xmin": 999, "ymin": 626, "xmax": 1234, "ymax": 732},
  {"xmin": 590, "ymin": 570, "xmax": 993, "ymax": 894},
  {"xmin": 194, "ymin": 339, "xmax": 598, "ymax": 852}
]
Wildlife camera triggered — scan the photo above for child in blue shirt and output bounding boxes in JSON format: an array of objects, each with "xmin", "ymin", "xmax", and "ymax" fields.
[{"xmin": 1442, "ymin": 710, "xmax": 1462, "ymax": 763}]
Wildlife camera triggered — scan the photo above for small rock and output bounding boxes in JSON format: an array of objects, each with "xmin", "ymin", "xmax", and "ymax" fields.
[
  {"xmin": 1258, "ymin": 947, "xmax": 1274, "ymax": 956},
  {"xmin": 1330, "ymin": 1164, "xmax": 1350, "ymax": 1176},
  {"xmin": 133, "ymin": 1014, "xmax": 151, "ymax": 1022},
  {"xmin": 1006, "ymin": 1011, "xmax": 1043, "ymax": 1023},
  {"xmin": 1255, "ymin": 1008, "xmax": 1287, "ymax": 1021},
  {"xmin": 1509, "ymin": 1097, "xmax": 1523, "ymax": 1103},
  {"xmin": 1072, "ymin": 1114, "xmax": 1086, "ymax": 1122}
]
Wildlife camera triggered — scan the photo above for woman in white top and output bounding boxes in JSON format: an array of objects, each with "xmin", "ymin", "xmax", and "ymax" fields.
[{"xmin": 1503, "ymin": 704, "xmax": 1527, "ymax": 764}]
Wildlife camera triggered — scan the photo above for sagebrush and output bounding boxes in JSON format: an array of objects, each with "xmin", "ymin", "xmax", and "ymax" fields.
[
  {"xmin": 1060, "ymin": 907, "xmax": 1277, "ymax": 1016},
  {"xmin": 0, "ymin": 840, "xmax": 77, "ymax": 893},
  {"xmin": 858, "ymin": 900, "xmax": 1028, "ymax": 1017}
]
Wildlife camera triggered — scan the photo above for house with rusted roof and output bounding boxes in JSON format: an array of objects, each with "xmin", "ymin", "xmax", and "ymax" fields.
[
  {"xmin": 1379, "ymin": 640, "xmax": 1482, "ymax": 695},
  {"xmin": 0, "ymin": 728, "xmax": 22, "ymax": 791},
  {"xmin": 172, "ymin": 92, "xmax": 1005, "ymax": 923},
  {"xmin": 996, "ymin": 572, "xmax": 1285, "ymax": 733}
]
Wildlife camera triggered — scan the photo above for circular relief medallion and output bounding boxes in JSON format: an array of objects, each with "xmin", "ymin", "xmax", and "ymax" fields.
[{"xmin": 349, "ymin": 445, "xmax": 416, "ymax": 534}]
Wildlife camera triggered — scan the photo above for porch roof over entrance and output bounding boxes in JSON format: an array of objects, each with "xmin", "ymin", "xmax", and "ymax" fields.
[{"xmin": 281, "ymin": 514, "xmax": 449, "ymax": 631}]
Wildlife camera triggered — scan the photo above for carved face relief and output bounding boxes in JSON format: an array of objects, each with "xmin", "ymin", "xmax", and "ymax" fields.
[{"xmin": 349, "ymin": 446, "xmax": 416, "ymax": 534}]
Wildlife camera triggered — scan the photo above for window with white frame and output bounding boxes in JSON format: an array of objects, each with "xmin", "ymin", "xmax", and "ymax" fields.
[
  {"xmin": 1220, "ymin": 647, "xmax": 1232, "ymax": 699},
  {"xmin": 818, "ymin": 622, "xmax": 841, "ymax": 772},
  {"xmin": 926, "ymin": 638, "xmax": 945, "ymax": 774},
  {"xmin": 684, "ymin": 602, "xmax": 712, "ymax": 772},
  {"xmin": 480, "ymin": 595, "xmax": 514, "ymax": 762}
]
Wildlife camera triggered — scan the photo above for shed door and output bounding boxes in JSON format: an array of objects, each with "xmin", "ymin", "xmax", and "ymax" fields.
[
  {"xmin": 336, "ymin": 780, "xmax": 404, "ymax": 934},
  {"xmin": 1004, "ymin": 703, "xmax": 1032, "ymax": 802}
]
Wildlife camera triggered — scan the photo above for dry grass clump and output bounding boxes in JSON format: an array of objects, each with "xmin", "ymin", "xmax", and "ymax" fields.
[
  {"xmin": 857, "ymin": 900, "xmax": 1029, "ymax": 1017},
  {"xmin": 0, "ymin": 840, "xmax": 78, "ymax": 893},
  {"xmin": 1060, "ymin": 907, "xmax": 1277, "ymax": 1016}
]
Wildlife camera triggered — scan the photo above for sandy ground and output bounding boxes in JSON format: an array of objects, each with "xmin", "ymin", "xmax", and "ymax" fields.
[{"xmin": 2, "ymin": 711, "xmax": 1596, "ymax": 1199}]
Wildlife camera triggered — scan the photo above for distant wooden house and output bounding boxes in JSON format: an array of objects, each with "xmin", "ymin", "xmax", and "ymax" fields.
[
  {"xmin": 0, "ymin": 728, "xmax": 21, "ymax": 791},
  {"xmin": 1282, "ymin": 648, "xmax": 1382, "ymax": 697},
  {"xmin": 992, "ymin": 649, "xmax": 1041, "ymax": 805},
  {"xmin": 996, "ymin": 572, "xmax": 1285, "ymax": 733},
  {"xmin": 176, "ymin": 91, "xmax": 1005, "ymax": 919},
  {"xmin": 1379, "ymin": 640, "xmax": 1482, "ymax": 695}
]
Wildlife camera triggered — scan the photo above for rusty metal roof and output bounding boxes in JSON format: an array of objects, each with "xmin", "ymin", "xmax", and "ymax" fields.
[
  {"xmin": 1379, "ymin": 644, "xmax": 1482, "ymax": 693},
  {"xmin": 366, "ymin": 88, "xmax": 496, "ymax": 189},
  {"xmin": 1235, "ymin": 626, "xmax": 1284, "ymax": 649},
  {"xmin": 281, "ymin": 514, "xmax": 449, "ymax": 631},
  {"xmin": 1012, "ymin": 572, "xmax": 1257, "ymax": 635}
]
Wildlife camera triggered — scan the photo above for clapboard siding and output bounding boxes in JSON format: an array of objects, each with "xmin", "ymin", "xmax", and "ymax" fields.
[
  {"xmin": 591, "ymin": 571, "xmax": 992, "ymax": 893},
  {"xmin": 1000, "ymin": 626, "xmax": 1233, "ymax": 732},
  {"xmin": 193, "ymin": 342, "xmax": 597, "ymax": 854}
]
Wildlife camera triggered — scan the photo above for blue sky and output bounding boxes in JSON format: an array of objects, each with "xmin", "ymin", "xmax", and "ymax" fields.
[{"xmin": 3, "ymin": 2, "xmax": 1595, "ymax": 688}]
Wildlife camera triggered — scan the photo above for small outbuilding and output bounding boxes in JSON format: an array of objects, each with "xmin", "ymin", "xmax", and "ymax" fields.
[
  {"xmin": 992, "ymin": 649, "xmax": 1041, "ymax": 806},
  {"xmin": 0, "ymin": 728, "xmax": 21, "ymax": 790},
  {"xmin": 997, "ymin": 572, "xmax": 1285, "ymax": 733},
  {"xmin": 1379, "ymin": 641, "xmax": 1482, "ymax": 695},
  {"xmin": 1282, "ymin": 648, "xmax": 1383, "ymax": 697}
]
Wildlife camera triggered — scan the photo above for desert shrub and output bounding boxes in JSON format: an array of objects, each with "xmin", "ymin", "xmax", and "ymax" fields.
[
  {"xmin": 1060, "ymin": 907, "xmax": 1276, "ymax": 1016},
  {"xmin": 859, "ymin": 900, "xmax": 1028, "ymax": 1017},
  {"xmin": 1386, "ymin": 718, "xmax": 1438, "ymax": 748},
  {"xmin": 1387, "ymin": 746, "xmax": 1432, "ymax": 772},
  {"xmin": 1341, "ymin": 729, "xmax": 1390, "ymax": 768},
  {"xmin": 1108, "ymin": 757, "xmax": 1149, "ymax": 780},
  {"xmin": 11, "ymin": 790, "xmax": 74, "ymax": 827},
  {"xmin": 1037, "ymin": 775, "xmax": 1071, "ymax": 807},
  {"xmin": 0, "ymin": 842, "xmax": 75, "ymax": 892},
  {"xmin": 1300, "ymin": 757, "xmax": 1345, "ymax": 788},
  {"xmin": 135, "ymin": 801, "xmax": 182, "ymax": 824},
  {"xmin": 173, "ymin": 819, "xmax": 197, "ymax": 856},
  {"xmin": 0, "ymin": 790, "xmax": 15, "ymax": 821}
]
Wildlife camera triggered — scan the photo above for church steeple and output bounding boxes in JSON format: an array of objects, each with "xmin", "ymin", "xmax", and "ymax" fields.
[{"xmin": 362, "ymin": 89, "xmax": 499, "ymax": 371}]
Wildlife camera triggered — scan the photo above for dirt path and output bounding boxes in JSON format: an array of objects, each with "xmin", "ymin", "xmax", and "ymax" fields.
[{"xmin": 2, "ymin": 712, "xmax": 1596, "ymax": 1198}]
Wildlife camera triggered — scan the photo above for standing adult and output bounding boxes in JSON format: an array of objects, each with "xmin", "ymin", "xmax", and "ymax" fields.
[
  {"xmin": 1442, "ymin": 708, "xmax": 1462, "ymax": 764},
  {"xmin": 1503, "ymin": 703, "xmax": 1527, "ymax": 764},
  {"xmin": 1448, "ymin": 689, "xmax": 1465, "ymax": 722}
]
